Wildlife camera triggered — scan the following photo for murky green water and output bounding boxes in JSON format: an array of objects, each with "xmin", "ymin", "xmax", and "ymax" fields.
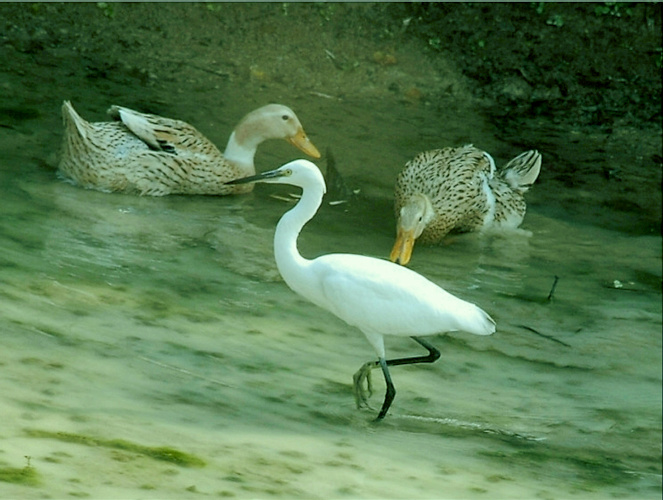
[{"xmin": 1, "ymin": 89, "xmax": 661, "ymax": 499}]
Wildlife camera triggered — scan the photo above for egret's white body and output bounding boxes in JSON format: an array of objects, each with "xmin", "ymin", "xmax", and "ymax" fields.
[
  {"xmin": 228, "ymin": 160, "xmax": 495, "ymax": 420},
  {"xmin": 283, "ymin": 253, "xmax": 492, "ymax": 359}
]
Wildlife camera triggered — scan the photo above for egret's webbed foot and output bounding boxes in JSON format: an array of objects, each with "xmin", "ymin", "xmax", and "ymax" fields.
[{"xmin": 352, "ymin": 361, "xmax": 378, "ymax": 409}]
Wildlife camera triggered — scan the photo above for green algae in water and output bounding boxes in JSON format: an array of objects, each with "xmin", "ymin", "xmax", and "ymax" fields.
[
  {"xmin": 25, "ymin": 429, "xmax": 205, "ymax": 468},
  {"xmin": 0, "ymin": 465, "xmax": 40, "ymax": 486}
]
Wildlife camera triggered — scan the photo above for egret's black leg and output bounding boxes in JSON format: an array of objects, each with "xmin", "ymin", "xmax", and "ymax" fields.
[
  {"xmin": 363, "ymin": 337, "xmax": 441, "ymax": 420},
  {"xmin": 376, "ymin": 357, "xmax": 395, "ymax": 420},
  {"xmin": 384, "ymin": 337, "xmax": 441, "ymax": 367}
]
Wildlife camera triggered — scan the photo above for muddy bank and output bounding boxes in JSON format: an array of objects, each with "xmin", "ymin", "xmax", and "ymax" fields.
[{"xmin": 0, "ymin": 2, "xmax": 661, "ymax": 234}]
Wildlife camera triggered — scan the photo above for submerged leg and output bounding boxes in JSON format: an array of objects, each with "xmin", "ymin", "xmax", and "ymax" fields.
[{"xmin": 353, "ymin": 336, "xmax": 442, "ymax": 420}]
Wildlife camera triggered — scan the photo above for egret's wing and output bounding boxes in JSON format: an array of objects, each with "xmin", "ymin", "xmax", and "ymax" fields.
[
  {"xmin": 314, "ymin": 255, "xmax": 455, "ymax": 336},
  {"xmin": 313, "ymin": 254, "xmax": 494, "ymax": 337}
]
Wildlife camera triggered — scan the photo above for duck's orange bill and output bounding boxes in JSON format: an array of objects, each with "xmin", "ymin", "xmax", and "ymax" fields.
[
  {"xmin": 389, "ymin": 228, "xmax": 416, "ymax": 266},
  {"xmin": 288, "ymin": 128, "xmax": 321, "ymax": 158}
]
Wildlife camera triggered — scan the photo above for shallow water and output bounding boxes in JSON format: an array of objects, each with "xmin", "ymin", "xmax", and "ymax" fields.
[{"xmin": 1, "ymin": 91, "xmax": 662, "ymax": 499}]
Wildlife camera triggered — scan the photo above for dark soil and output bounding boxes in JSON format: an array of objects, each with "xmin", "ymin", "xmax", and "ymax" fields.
[{"xmin": 401, "ymin": 2, "xmax": 661, "ymax": 128}]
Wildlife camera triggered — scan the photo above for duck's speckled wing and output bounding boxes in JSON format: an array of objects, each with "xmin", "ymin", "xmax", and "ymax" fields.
[
  {"xmin": 395, "ymin": 145, "xmax": 492, "ymax": 209},
  {"xmin": 107, "ymin": 105, "xmax": 220, "ymax": 158},
  {"xmin": 395, "ymin": 145, "xmax": 494, "ymax": 242}
]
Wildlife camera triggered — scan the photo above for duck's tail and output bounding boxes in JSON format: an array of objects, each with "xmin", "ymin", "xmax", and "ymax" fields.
[
  {"xmin": 502, "ymin": 150, "xmax": 542, "ymax": 193},
  {"xmin": 61, "ymin": 101, "xmax": 89, "ymax": 141}
]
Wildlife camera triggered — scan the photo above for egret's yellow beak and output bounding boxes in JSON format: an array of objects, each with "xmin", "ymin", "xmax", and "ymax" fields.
[
  {"xmin": 390, "ymin": 227, "xmax": 416, "ymax": 266},
  {"xmin": 288, "ymin": 128, "xmax": 321, "ymax": 158}
]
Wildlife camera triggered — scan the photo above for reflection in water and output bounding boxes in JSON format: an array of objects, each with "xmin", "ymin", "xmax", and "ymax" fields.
[{"xmin": 1, "ymin": 101, "xmax": 661, "ymax": 499}]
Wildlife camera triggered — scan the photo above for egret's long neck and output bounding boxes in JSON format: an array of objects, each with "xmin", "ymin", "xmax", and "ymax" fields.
[{"xmin": 273, "ymin": 182, "xmax": 324, "ymax": 293}]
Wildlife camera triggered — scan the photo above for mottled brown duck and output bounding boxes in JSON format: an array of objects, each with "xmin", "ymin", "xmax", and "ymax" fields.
[
  {"xmin": 391, "ymin": 144, "xmax": 541, "ymax": 265},
  {"xmin": 58, "ymin": 101, "xmax": 320, "ymax": 196}
]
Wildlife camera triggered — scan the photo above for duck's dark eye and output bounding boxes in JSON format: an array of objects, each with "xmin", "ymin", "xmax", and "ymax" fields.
[{"xmin": 281, "ymin": 115, "xmax": 290, "ymax": 121}]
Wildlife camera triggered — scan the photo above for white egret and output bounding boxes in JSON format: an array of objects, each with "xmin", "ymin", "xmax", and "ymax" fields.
[{"xmin": 227, "ymin": 160, "xmax": 495, "ymax": 420}]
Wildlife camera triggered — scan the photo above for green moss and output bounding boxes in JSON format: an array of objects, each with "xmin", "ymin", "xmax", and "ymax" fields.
[
  {"xmin": 25, "ymin": 429, "xmax": 205, "ymax": 468},
  {"xmin": 0, "ymin": 465, "xmax": 40, "ymax": 486},
  {"xmin": 109, "ymin": 440, "xmax": 206, "ymax": 467},
  {"xmin": 68, "ymin": 492, "xmax": 91, "ymax": 498}
]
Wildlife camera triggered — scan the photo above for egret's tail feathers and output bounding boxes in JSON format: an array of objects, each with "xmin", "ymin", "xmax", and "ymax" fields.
[
  {"xmin": 466, "ymin": 306, "xmax": 496, "ymax": 336},
  {"xmin": 481, "ymin": 309, "xmax": 496, "ymax": 335}
]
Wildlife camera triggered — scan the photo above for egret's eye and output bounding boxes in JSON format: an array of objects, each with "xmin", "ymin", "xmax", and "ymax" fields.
[{"xmin": 284, "ymin": 168, "xmax": 293, "ymax": 176}]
